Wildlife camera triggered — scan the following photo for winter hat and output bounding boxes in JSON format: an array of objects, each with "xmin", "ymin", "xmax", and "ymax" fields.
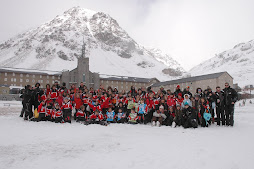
[
  {"xmin": 184, "ymin": 102, "xmax": 189, "ymax": 106},
  {"xmin": 186, "ymin": 86, "xmax": 190, "ymax": 89},
  {"xmin": 184, "ymin": 94, "xmax": 189, "ymax": 98},
  {"xmin": 176, "ymin": 104, "xmax": 181, "ymax": 107},
  {"xmin": 177, "ymin": 85, "xmax": 180, "ymax": 88},
  {"xmin": 159, "ymin": 105, "xmax": 164, "ymax": 109},
  {"xmin": 160, "ymin": 86, "xmax": 164, "ymax": 89},
  {"xmin": 178, "ymin": 93, "xmax": 182, "ymax": 97}
]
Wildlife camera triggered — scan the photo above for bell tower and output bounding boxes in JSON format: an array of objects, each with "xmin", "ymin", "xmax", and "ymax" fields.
[{"xmin": 77, "ymin": 39, "xmax": 90, "ymax": 88}]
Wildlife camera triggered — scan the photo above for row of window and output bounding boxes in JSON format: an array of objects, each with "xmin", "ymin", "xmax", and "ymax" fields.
[
  {"xmin": 2, "ymin": 72, "xmax": 60, "ymax": 79},
  {"xmin": 3, "ymin": 78, "xmax": 57, "ymax": 85},
  {"xmin": 101, "ymin": 80, "xmax": 143, "ymax": 86}
]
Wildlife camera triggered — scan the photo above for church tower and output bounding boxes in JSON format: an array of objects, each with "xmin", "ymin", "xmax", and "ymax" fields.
[{"xmin": 77, "ymin": 40, "xmax": 90, "ymax": 88}]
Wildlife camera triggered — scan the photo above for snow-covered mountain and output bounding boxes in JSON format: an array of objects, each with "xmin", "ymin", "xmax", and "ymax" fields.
[
  {"xmin": 189, "ymin": 40, "xmax": 254, "ymax": 87},
  {"xmin": 0, "ymin": 6, "xmax": 184, "ymax": 81}
]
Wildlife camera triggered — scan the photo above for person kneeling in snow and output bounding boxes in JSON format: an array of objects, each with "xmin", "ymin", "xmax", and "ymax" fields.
[
  {"xmin": 76, "ymin": 105, "xmax": 87, "ymax": 122},
  {"xmin": 54, "ymin": 103, "xmax": 63, "ymax": 123},
  {"xmin": 106, "ymin": 107, "xmax": 116, "ymax": 123},
  {"xmin": 38, "ymin": 100, "xmax": 47, "ymax": 121},
  {"xmin": 181, "ymin": 102, "xmax": 198, "ymax": 129},
  {"xmin": 87, "ymin": 110, "xmax": 107, "ymax": 126},
  {"xmin": 116, "ymin": 108, "xmax": 127, "ymax": 123},
  {"xmin": 61, "ymin": 97, "xmax": 72, "ymax": 123},
  {"xmin": 152, "ymin": 105, "xmax": 167, "ymax": 127},
  {"xmin": 128, "ymin": 108, "xmax": 138, "ymax": 124}
]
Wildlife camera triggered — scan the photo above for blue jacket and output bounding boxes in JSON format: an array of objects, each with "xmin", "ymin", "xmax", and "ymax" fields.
[{"xmin": 106, "ymin": 111, "xmax": 115, "ymax": 121}]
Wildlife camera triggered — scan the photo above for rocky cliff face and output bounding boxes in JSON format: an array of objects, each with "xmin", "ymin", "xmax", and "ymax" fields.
[{"xmin": 0, "ymin": 6, "xmax": 184, "ymax": 80}]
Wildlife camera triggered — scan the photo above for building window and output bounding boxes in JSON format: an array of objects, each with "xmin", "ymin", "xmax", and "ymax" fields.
[
  {"xmin": 26, "ymin": 79, "xmax": 29, "ymax": 82},
  {"xmin": 47, "ymin": 80, "xmax": 49, "ymax": 83},
  {"xmin": 121, "ymin": 82, "xmax": 123, "ymax": 84},
  {"xmin": 41, "ymin": 85, "xmax": 43, "ymax": 88},
  {"xmin": 33, "ymin": 75, "xmax": 35, "ymax": 78},
  {"xmin": 20, "ymin": 74, "xmax": 23, "ymax": 77},
  {"xmin": 126, "ymin": 86, "xmax": 128, "ymax": 89},
  {"xmin": 58, "ymin": 76, "xmax": 60, "ymax": 80},
  {"xmin": 32, "ymin": 79, "xmax": 35, "ymax": 83},
  {"xmin": 121, "ymin": 86, "xmax": 123, "ymax": 89},
  {"xmin": 40, "ymin": 75, "xmax": 42, "ymax": 78},
  {"xmin": 52, "ymin": 81, "xmax": 54, "ymax": 84},
  {"xmin": 13, "ymin": 73, "xmax": 15, "ymax": 76},
  {"xmin": 83, "ymin": 74, "xmax": 85, "ymax": 82},
  {"xmin": 14, "ymin": 78, "xmax": 16, "ymax": 82},
  {"xmin": 5, "ymin": 73, "xmax": 7, "ymax": 76},
  {"xmin": 106, "ymin": 81, "xmax": 108, "ymax": 84},
  {"xmin": 20, "ymin": 84, "xmax": 23, "ymax": 87},
  {"xmin": 11, "ymin": 78, "xmax": 13, "ymax": 82},
  {"xmin": 47, "ymin": 75, "xmax": 49, "ymax": 79},
  {"xmin": 20, "ymin": 79, "xmax": 23, "ymax": 82},
  {"xmin": 111, "ymin": 81, "xmax": 113, "ymax": 84},
  {"xmin": 52, "ymin": 76, "xmax": 55, "ymax": 79},
  {"xmin": 116, "ymin": 81, "xmax": 118, "ymax": 84},
  {"xmin": 4, "ymin": 78, "xmax": 7, "ymax": 81},
  {"xmin": 101, "ymin": 80, "xmax": 103, "ymax": 83},
  {"xmin": 26, "ymin": 74, "xmax": 29, "ymax": 77},
  {"xmin": 41, "ymin": 80, "xmax": 43, "ymax": 83}
]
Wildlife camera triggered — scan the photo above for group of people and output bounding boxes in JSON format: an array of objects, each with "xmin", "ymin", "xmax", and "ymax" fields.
[{"xmin": 20, "ymin": 81, "xmax": 238, "ymax": 128}]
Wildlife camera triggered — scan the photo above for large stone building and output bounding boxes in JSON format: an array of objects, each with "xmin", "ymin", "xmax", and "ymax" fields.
[
  {"xmin": 0, "ymin": 67, "xmax": 61, "ymax": 89},
  {"xmin": 152, "ymin": 72, "xmax": 233, "ymax": 93}
]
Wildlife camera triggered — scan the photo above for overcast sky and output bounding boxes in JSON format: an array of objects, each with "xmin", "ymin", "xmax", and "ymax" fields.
[{"xmin": 1, "ymin": 0, "xmax": 254, "ymax": 71}]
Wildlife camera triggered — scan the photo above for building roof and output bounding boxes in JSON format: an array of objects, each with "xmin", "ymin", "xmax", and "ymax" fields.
[
  {"xmin": 0, "ymin": 67, "xmax": 62, "ymax": 76},
  {"xmin": 152, "ymin": 72, "xmax": 231, "ymax": 87},
  {"xmin": 100, "ymin": 74, "xmax": 159, "ymax": 83}
]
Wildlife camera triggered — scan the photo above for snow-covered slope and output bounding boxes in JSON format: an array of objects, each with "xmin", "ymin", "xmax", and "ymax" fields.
[
  {"xmin": 0, "ymin": 6, "xmax": 184, "ymax": 81},
  {"xmin": 189, "ymin": 40, "xmax": 254, "ymax": 87}
]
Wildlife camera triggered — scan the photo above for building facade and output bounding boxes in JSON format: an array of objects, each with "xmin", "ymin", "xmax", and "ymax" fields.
[
  {"xmin": 0, "ymin": 68, "xmax": 61, "ymax": 89},
  {"xmin": 152, "ymin": 72, "xmax": 233, "ymax": 93}
]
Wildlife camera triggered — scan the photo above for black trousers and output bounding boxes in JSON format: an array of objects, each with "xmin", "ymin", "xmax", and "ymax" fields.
[
  {"xmin": 117, "ymin": 118, "xmax": 127, "ymax": 123},
  {"xmin": 144, "ymin": 109, "xmax": 154, "ymax": 124},
  {"xmin": 55, "ymin": 117, "xmax": 63, "ymax": 123},
  {"xmin": 137, "ymin": 114, "xmax": 145, "ymax": 123},
  {"xmin": 63, "ymin": 109, "xmax": 72, "ymax": 123},
  {"xmin": 39, "ymin": 113, "xmax": 47, "ymax": 121},
  {"xmin": 24, "ymin": 102, "xmax": 33, "ymax": 119},
  {"xmin": 224, "ymin": 104, "xmax": 234, "ymax": 126},
  {"xmin": 216, "ymin": 106, "xmax": 225, "ymax": 125},
  {"xmin": 163, "ymin": 116, "xmax": 173, "ymax": 126}
]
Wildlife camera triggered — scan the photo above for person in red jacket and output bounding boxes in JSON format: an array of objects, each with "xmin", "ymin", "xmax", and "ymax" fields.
[
  {"xmin": 46, "ymin": 102, "xmax": 53, "ymax": 121},
  {"xmin": 145, "ymin": 92, "xmax": 155, "ymax": 124},
  {"xmin": 45, "ymin": 84, "xmax": 51, "ymax": 96},
  {"xmin": 38, "ymin": 100, "xmax": 47, "ymax": 121},
  {"xmin": 55, "ymin": 92, "xmax": 63, "ymax": 108},
  {"xmin": 62, "ymin": 97, "xmax": 72, "ymax": 123},
  {"xmin": 176, "ymin": 93, "xmax": 184, "ymax": 106},
  {"xmin": 76, "ymin": 105, "xmax": 87, "ymax": 122},
  {"xmin": 53, "ymin": 103, "xmax": 63, "ymax": 123},
  {"xmin": 86, "ymin": 109, "xmax": 107, "ymax": 126},
  {"xmin": 50, "ymin": 85, "xmax": 58, "ymax": 101},
  {"xmin": 73, "ymin": 93, "xmax": 83, "ymax": 120},
  {"xmin": 167, "ymin": 93, "xmax": 176, "ymax": 108},
  {"xmin": 88, "ymin": 101, "xmax": 103, "ymax": 114}
]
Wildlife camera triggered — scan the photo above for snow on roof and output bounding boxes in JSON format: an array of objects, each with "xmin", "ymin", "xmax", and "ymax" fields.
[
  {"xmin": 0, "ymin": 67, "xmax": 62, "ymax": 75},
  {"xmin": 100, "ymin": 74, "xmax": 158, "ymax": 83}
]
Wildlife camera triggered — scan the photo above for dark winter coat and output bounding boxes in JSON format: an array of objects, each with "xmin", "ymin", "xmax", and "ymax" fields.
[
  {"xmin": 183, "ymin": 89, "xmax": 192, "ymax": 98},
  {"xmin": 223, "ymin": 86, "xmax": 237, "ymax": 105},
  {"xmin": 215, "ymin": 91, "xmax": 224, "ymax": 107}
]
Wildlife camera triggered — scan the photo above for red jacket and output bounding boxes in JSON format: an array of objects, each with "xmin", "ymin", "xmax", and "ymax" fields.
[
  {"xmin": 56, "ymin": 96, "xmax": 63, "ymax": 108},
  {"xmin": 50, "ymin": 90, "xmax": 58, "ymax": 99},
  {"xmin": 53, "ymin": 109, "xmax": 63, "ymax": 118},
  {"xmin": 146, "ymin": 98, "xmax": 155, "ymax": 109},
  {"xmin": 62, "ymin": 101, "xmax": 72, "ymax": 110},
  {"xmin": 74, "ymin": 97, "xmax": 83, "ymax": 110},
  {"xmin": 167, "ymin": 98, "xmax": 176, "ymax": 108},
  {"xmin": 88, "ymin": 102, "xmax": 102, "ymax": 112},
  {"xmin": 90, "ymin": 113, "xmax": 104, "ymax": 121},
  {"xmin": 76, "ymin": 110, "xmax": 86, "ymax": 118},
  {"xmin": 38, "ymin": 103, "xmax": 46, "ymax": 114}
]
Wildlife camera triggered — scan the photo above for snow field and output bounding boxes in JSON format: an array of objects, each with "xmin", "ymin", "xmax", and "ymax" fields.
[{"xmin": 0, "ymin": 100, "xmax": 254, "ymax": 169}]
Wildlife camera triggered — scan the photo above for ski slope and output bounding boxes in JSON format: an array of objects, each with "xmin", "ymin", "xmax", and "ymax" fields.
[{"xmin": 0, "ymin": 100, "xmax": 254, "ymax": 169}]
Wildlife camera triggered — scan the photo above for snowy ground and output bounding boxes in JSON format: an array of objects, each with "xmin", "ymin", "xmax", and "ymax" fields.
[{"xmin": 0, "ymin": 100, "xmax": 254, "ymax": 169}]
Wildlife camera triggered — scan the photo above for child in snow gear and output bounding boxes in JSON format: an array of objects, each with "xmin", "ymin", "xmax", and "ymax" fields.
[
  {"xmin": 106, "ymin": 107, "xmax": 116, "ymax": 123},
  {"xmin": 76, "ymin": 105, "xmax": 86, "ymax": 122},
  {"xmin": 87, "ymin": 110, "xmax": 107, "ymax": 126},
  {"xmin": 128, "ymin": 108, "xmax": 138, "ymax": 124},
  {"xmin": 54, "ymin": 103, "xmax": 63, "ymax": 123},
  {"xmin": 181, "ymin": 102, "xmax": 198, "ymax": 129},
  {"xmin": 62, "ymin": 97, "xmax": 72, "ymax": 123},
  {"xmin": 137, "ymin": 98, "xmax": 148, "ymax": 124},
  {"xmin": 152, "ymin": 105, "xmax": 167, "ymax": 127},
  {"xmin": 116, "ymin": 108, "xmax": 127, "ymax": 123}
]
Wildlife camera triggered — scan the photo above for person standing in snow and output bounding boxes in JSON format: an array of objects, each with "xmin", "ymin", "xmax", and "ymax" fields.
[
  {"xmin": 223, "ymin": 82, "xmax": 237, "ymax": 126},
  {"xmin": 215, "ymin": 86, "xmax": 225, "ymax": 126}
]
